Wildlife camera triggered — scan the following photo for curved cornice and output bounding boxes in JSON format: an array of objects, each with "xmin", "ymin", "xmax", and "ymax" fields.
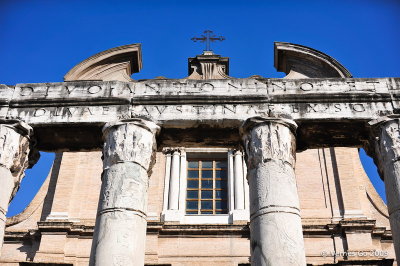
[
  {"xmin": 64, "ymin": 44, "xmax": 142, "ymax": 82},
  {"xmin": 274, "ymin": 42, "xmax": 352, "ymax": 78}
]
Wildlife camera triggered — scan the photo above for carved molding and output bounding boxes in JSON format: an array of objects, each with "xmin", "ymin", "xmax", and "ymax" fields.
[{"xmin": 64, "ymin": 44, "xmax": 142, "ymax": 82}]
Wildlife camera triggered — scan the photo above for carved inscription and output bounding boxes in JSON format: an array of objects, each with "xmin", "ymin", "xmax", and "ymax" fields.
[
  {"xmin": 7, "ymin": 106, "xmax": 130, "ymax": 123},
  {"xmin": 4, "ymin": 78, "xmax": 397, "ymax": 126},
  {"xmin": 228, "ymin": 80, "xmax": 267, "ymax": 92},
  {"xmin": 31, "ymin": 106, "xmax": 112, "ymax": 117},
  {"xmin": 12, "ymin": 78, "xmax": 392, "ymax": 102},
  {"xmin": 300, "ymin": 82, "xmax": 313, "ymax": 91},
  {"xmin": 6, "ymin": 101, "xmax": 392, "ymax": 125},
  {"xmin": 130, "ymin": 102, "xmax": 391, "ymax": 121},
  {"xmin": 6, "ymin": 99, "xmax": 393, "ymax": 126}
]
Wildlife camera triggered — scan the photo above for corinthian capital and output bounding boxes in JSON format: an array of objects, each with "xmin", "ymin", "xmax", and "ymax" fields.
[
  {"xmin": 240, "ymin": 116, "xmax": 298, "ymax": 169},
  {"xmin": 0, "ymin": 120, "xmax": 38, "ymax": 200},
  {"xmin": 365, "ymin": 117, "xmax": 400, "ymax": 178},
  {"xmin": 102, "ymin": 118, "xmax": 160, "ymax": 172}
]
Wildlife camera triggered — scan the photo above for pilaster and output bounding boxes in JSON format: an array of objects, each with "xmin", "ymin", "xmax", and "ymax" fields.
[
  {"xmin": 230, "ymin": 149, "xmax": 250, "ymax": 222},
  {"xmin": 161, "ymin": 147, "xmax": 186, "ymax": 223}
]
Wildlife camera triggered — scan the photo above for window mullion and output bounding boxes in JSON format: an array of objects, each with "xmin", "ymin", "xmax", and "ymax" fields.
[
  {"xmin": 185, "ymin": 157, "xmax": 228, "ymax": 215},
  {"xmin": 198, "ymin": 160, "xmax": 202, "ymax": 215},
  {"xmin": 213, "ymin": 160, "xmax": 215, "ymax": 214}
]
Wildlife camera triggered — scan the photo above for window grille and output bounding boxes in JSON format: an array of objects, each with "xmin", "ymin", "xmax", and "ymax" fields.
[{"xmin": 186, "ymin": 159, "xmax": 228, "ymax": 214}]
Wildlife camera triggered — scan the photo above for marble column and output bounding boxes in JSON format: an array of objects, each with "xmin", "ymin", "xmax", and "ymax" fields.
[
  {"xmin": 0, "ymin": 120, "xmax": 36, "ymax": 255},
  {"xmin": 368, "ymin": 118, "xmax": 400, "ymax": 262},
  {"xmin": 240, "ymin": 117, "xmax": 306, "ymax": 266},
  {"xmin": 90, "ymin": 119, "xmax": 159, "ymax": 266}
]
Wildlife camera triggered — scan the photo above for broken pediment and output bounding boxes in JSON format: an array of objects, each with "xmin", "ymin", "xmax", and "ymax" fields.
[
  {"xmin": 64, "ymin": 44, "xmax": 142, "ymax": 82},
  {"xmin": 274, "ymin": 42, "xmax": 352, "ymax": 78},
  {"xmin": 64, "ymin": 42, "xmax": 352, "ymax": 81}
]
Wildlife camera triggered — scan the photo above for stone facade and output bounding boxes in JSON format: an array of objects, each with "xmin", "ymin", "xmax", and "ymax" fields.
[
  {"xmin": 0, "ymin": 42, "xmax": 398, "ymax": 265},
  {"xmin": 0, "ymin": 148, "xmax": 395, "ymax": 265}
]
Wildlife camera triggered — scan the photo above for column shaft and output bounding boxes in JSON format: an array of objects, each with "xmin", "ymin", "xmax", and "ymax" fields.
[
  {"xmin": 0, "ymin": 168, "xmax": 14, "ymax": 253},
  {"xmin": 228, "ymin": 151, "xmax": 235, "ymax": 212},
  {"xmin": 241, "ymin": 117, "xmax": 306, "ymax": 266},
  {"xmin": 90, "ymin": 119, "xmax": 159, "ymax": 266},
  {"xmin": 168, "ymin": 150, "xmax": 180, "ymax": 210},
  {"xmin": 369, "ymin": 118, "xmax": 400, "ymax": 262},
  {"xmin": 178, "ymin": 151, "xmax": 187, "ymax": 214},
  {"xmin": 162, "ymin": 152, "xmax": 172, "ymax": 211},
  {"xmin": 0, "ymin": 121, "xmax": 34, "ymax": 255},
  {"xmin": 234, "ymin": 151, "xmax": 245, "ymax": 210}
]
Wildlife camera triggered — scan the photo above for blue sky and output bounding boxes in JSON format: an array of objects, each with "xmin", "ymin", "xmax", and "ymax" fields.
[{"xmin": 2, "ymin": 0, "xmax": 400, "ymax": 216}]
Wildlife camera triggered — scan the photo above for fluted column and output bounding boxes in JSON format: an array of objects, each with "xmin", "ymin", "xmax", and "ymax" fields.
[
  {"xmin": 90, "ymin": 119, "xmax": 159, "ymax": 266},
  {"xmin": 0, "ymin": 120, "xmax": 37, "ymax": 255},
  {"xmin": 368, "ymin": 118, "xmax": 400, "ymax": 262},
  {"xmin": 240, "ymin": 117, "xmax": 306, "ymax": 266}
]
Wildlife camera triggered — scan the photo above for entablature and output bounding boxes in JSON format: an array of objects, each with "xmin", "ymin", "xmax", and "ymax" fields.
[{"xmin": 0, "ymin": 77, "xmax": 399, "ymax": 151}]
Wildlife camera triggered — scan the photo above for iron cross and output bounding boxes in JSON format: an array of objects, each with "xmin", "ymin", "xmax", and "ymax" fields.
[{"xmin": 191, "ymin": 30, "xmax": 225, "ymax": 51}]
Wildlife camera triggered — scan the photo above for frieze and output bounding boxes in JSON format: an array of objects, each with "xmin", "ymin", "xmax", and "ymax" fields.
[
  {"xmin": 6, "ymin": 78, "xmax": 395, "ymax": 103},
  {"xmin": 5, "ymin": 102, "xmax": 393, "ymax": 126},
  {"xmin": 132, "ymin": 102, "xmax": 392, "ymax": 122},
  {"xmin": 1, "ymin": 78, "xmax": 397, "ymax": 150},
  {"xmin": 7, "ymin": 105, "xmax": 131, "ymax": 124},
  {"xmin": 0, "ymin": 77, "xmax": 396, "ymax": 129}
]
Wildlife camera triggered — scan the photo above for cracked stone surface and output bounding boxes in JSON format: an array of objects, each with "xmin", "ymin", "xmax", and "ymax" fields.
[
  {"xmin": 369, "ymin": 118, "xmax": 400, "ymax": 262},
  {"xmin": 90, "ymin": 119, "xmax": 159, "ymax": 266},
  {"xmin": 0, "ymin": 120, "xmax": 34, "ymax": 255},
  {"xmin": 241, "ymin": 117, "xmax": 306, "ymax": 266}
]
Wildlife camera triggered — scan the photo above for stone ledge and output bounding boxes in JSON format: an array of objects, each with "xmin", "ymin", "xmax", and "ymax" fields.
[{"xmin": 3, "ymin": 220, "xmax": 393, "ymax": 241}]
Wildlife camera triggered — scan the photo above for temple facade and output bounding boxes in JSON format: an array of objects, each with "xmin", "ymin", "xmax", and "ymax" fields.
[{"xmin": 0, "ymin": 42, "xmax": 398, "ymax": 265}]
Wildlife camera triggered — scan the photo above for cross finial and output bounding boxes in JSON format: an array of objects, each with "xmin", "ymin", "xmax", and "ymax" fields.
[{"xmin": 191, "ymin": 30, "xmax": 225, "ymax": 52}]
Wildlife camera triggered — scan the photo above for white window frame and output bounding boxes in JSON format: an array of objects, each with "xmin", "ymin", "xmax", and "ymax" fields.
[{"xmin": 161, "ymin": 147, "xmax": 249, "ymax": 224}]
